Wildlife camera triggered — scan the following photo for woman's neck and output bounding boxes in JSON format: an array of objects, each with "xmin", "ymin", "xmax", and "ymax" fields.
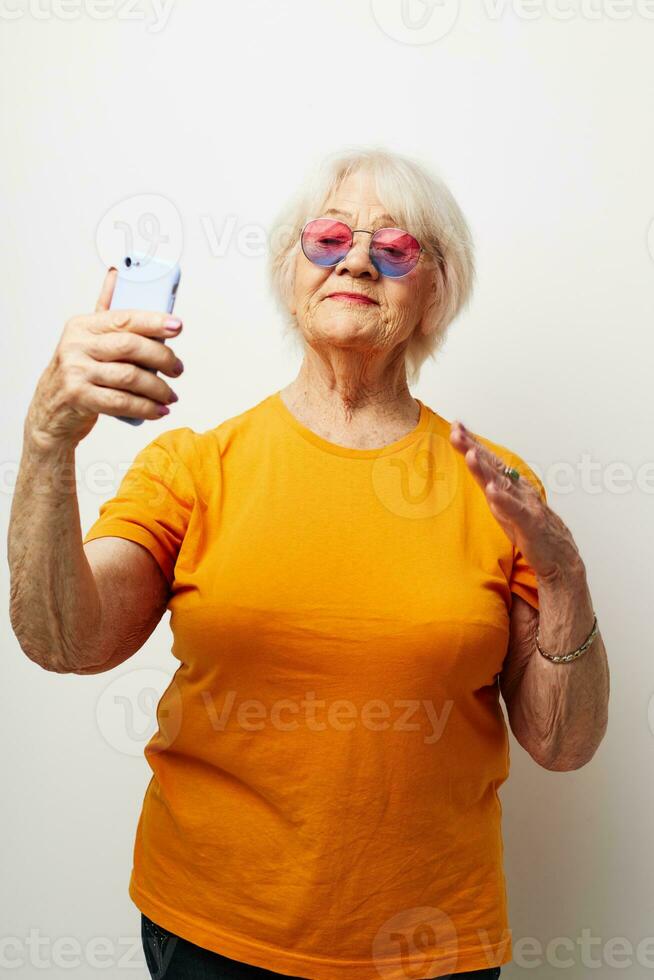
[{"xmin": 279, "ymin": 357, "xmax": 421, "ymax": 450}]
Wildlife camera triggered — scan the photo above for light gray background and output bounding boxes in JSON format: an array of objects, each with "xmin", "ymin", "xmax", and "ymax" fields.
[{"xmin": 2, "ymin": 1, "xmax": 653, "ymax": 977}]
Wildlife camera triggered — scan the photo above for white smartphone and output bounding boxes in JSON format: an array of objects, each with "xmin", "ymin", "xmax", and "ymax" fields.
[{"xmin": 109, "ymin": 253, "xmax": 182, "ymax": 426}]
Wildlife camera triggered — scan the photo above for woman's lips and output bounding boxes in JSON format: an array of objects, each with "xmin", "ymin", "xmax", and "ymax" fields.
[{"xmin": 326, "ymin": 292, "xmax": 378, "ymax": 305}]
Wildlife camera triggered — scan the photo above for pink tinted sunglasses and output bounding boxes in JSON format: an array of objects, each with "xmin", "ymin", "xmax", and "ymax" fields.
[{"xmin": 300, "ymin": 217, "xmax": 422, "ymax": 278}]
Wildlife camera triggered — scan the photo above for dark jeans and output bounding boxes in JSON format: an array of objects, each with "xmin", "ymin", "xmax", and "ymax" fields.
[{"xmin": 142, "ymin": 913, "xmax": 501, "ymax": 980}]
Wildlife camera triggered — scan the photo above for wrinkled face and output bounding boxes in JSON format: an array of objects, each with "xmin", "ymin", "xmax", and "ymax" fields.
[{"xmin": 290, "ymin": 170, "xmax": 436, "ymax": 354}]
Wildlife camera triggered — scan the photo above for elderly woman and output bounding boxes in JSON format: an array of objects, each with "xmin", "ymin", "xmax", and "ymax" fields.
[{"xmin": 9, "ymin": 147, "xmax": 609, "ymax": 980}]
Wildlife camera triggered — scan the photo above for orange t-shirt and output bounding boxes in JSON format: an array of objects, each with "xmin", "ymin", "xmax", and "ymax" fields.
[{"xmin": 83, "ymin": 391, "xmax": 545, "ymax": 979}]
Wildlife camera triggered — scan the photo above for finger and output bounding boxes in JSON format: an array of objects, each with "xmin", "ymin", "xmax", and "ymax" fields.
[
  {"xmin": 451, "ymin": 422, "xmax": 503, "ymax": 472},
  {"xmin": 465, "ymin": 446, "xmax": 503, "ymax": 493},
  {"xmin": 86, "ymin": 333, "xmax": 184, "ymax": 379},
  {"xmin": 81, "ymin": 380, "xmax": 172, "ymax": 421},
  {"xmin": 95, "ymin": 267, "xmax": 118, "ymax": 312},
  {"xmin": 84, "ymin": 357, "xmax": 179, "ymax": 405},
  {"xmin": 486, "ymin": 478, "xmax": 524, "ymax": 508},
  {"xmin": 486, "ymin": 481, "xmax": 538, "ymax": 536},
  {"xmin": 88, "ymin": 309, "xmax": 183, "ymax": 339},
  {"xmin": 450, "ymin": 423, "xmax": 500, "ymax": 485},
  {"xmin": 451, "ymin": 423, "xmax": 526, "ymax": 492}
]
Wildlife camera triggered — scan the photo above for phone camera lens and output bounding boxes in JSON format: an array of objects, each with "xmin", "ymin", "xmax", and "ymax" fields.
[{"xmin": 125, "ymin": 257, "xmax": 132, "ymax": 268}]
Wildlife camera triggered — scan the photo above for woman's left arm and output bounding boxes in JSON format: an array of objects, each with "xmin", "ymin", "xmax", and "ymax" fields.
[
  {"xmin": 501, "ymin": 569, "xmax": 609, "ymax": 771},
  {"xmin": 449, "ymin": 422, "xmax": 610, "ymax": 772}
]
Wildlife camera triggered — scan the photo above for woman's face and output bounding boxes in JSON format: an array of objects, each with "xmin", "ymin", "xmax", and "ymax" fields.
[{"xmin": 290, "ymin": 170, "xmax": 437, "ymax": 356}]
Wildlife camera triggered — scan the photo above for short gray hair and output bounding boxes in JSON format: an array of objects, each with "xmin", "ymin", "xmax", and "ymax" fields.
[{"xmin": 267, "ymin": 146, "xmax": 476, "ymax": 383}]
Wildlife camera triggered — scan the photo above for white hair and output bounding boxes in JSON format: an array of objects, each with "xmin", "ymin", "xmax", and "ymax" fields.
[{"xmin": 267, "ymin": 145, "xmax": 476, "ymax": 383}]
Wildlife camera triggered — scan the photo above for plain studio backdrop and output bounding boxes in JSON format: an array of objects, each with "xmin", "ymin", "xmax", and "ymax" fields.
[{"xmin": 1, "ymin": 2, "xmax": 653, "ymax": 977}]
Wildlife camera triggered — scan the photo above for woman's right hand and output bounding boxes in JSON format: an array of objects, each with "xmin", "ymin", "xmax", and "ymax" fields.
[{"xmin": 26, "ymin": 267, "xmax": 185, "ymax": 451}]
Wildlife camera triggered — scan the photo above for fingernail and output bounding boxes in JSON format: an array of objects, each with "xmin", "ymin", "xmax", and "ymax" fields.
[
  {"xmin": 164, "ymin": 317, "xmax": 182, "ymax": 334},
  {"xmin": 173, "ymin": 358, "xmax": 184, "ymax": 375},
  {"xmin": 168, "ymin": 390, "xmax": 179, "ymax": 403},
  {"xmin": 108, "ymin": 266, "xmax": 117, "ymax": 272},
  {"xmin": 157, "ymin": 405, "xmax": 170, "ymax": 415}
]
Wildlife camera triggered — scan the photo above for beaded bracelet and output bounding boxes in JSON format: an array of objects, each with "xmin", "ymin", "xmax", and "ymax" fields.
[{"xmin": 536, "ymin": 614, "xmax": 599, "ymax": 664}]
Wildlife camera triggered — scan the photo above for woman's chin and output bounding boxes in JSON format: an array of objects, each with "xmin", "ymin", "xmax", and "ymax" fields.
[{"xmin": 311, "ymin": 312, "xmax": 380, "ymax": 345}]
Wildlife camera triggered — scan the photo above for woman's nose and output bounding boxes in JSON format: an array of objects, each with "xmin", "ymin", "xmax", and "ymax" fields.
[{"xmin": 335, "ymin": 233, "xmax": 379, "ymax": 279}]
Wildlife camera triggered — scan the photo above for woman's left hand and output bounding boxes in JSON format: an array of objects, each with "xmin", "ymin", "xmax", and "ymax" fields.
[{"xmin": 449, "ymin": 420, "xmax": 584, "ymax": 584}]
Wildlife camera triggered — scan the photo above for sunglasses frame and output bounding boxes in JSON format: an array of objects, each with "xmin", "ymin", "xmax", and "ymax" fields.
[{"xmin": 300, "ymin": 217, "xmax": 424, "ymax": 279}]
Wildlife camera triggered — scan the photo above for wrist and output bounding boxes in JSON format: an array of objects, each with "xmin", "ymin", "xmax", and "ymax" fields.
[
  {"xmin": 22, "ymin": 424, "xmax": 80, "ymax": 499},
  {"xmin": 23, "ymin": 420, "xmax": 79, "ymax": 460},
  {"xmin": 536, "ymin": 552, "xmax": 587, "ymax": 593},
  {"xmin": 536, "ymin": 557, "xmax": 596, "ymax": 656}
]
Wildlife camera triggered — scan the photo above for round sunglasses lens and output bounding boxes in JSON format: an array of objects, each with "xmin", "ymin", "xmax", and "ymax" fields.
[
  {"xmin": 370, "ymin": 228, "xmax": 421, "ymax": 277},
  {"xmin": 301, "ymin": 219, "xmax": 352, "ymax": 267}
]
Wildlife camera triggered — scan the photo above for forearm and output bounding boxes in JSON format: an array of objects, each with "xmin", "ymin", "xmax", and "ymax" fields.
[
  {"xmin": 513, "ymin": 560, "xmax": 610, "ymax": 771},
  {"xmin": 8, "ymin": 424, "xmax": 104, "ymax": 673}
]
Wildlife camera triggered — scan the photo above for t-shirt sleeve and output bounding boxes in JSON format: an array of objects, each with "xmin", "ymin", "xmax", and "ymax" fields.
[
  {"xmin": 82, "ymin": 428, "xmax": 197, "ymax": 587},
  {"xmin": 506, "ymin": 451, "xmax": 547, "ymax": 612}
]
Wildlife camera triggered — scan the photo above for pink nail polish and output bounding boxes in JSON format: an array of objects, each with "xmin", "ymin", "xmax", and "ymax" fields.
[
  {"xmin": 164, "ymin": 317, "xmax": 182, "ymax": 334},
  {"xmin": 157, "ymin": 405, "xmax": 170, "ymax": 415}
]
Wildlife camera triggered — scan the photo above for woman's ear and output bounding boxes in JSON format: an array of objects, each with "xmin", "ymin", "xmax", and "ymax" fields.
[
  {"xmin": 416, "ymin": 299, "xmax": 437, "ymax": 337},
  {"xmin": 287, "ymin": 260, "xmax": 297, "ymax": 316},
  {"xmin": 417, "ymin": 271, "xmax": 440, "ymax": 337}
]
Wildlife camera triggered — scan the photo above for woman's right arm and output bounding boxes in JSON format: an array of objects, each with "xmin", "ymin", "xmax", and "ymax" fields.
[
  {"xmin": 8, "ymin": 269, "xmax": 184, "ymax": 674},
  {"xmin": 9, "ymin": 433, "xmax": 172, "ymax": 674}
]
